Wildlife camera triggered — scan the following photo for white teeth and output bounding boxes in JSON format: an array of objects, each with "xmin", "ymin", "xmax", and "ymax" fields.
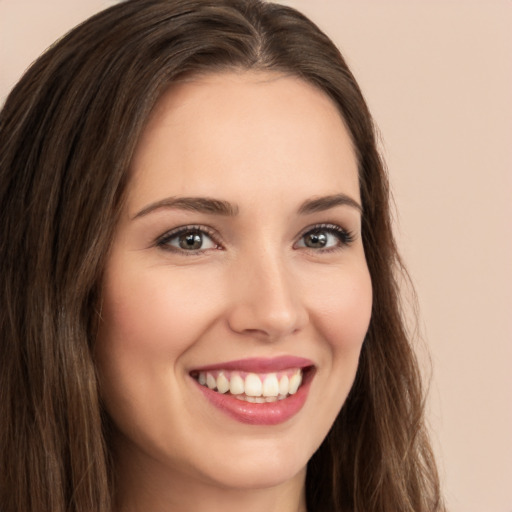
[
  {"xmin": 229, "ymin": 373, "xmax": 244, "ymax": 395},
  {"xmin": 278, "ymin": 375, "xmax": 289, "ymax": 396},
  {"xmin": 216, "ymin": 372, "xmax": 230, "ymax": 394},
  {"xmin": 196, "ymin": 368, "xmax": 306, "ymax": 401},
  {"xmin": 262, "ymin": 373, "xmax": 279, "ymax": 397},
  {"xmin": 245, "ymin": 373, "xmax": 263, "ymax": 397},
  {"xmin": 206, "ymin": 373, "xmax": 216, "ymax": 389},
  {"xmin": 289, "ymin": 371, "xmax": 302, "ymax": 395}
]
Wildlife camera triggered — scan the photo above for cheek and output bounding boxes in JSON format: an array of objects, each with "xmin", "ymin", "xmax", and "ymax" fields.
[
  {"xmin": 98, "ymin": 266, "xmax": 220, "ymax": 362},
  {"xmin": 307, "ymin": 261, "xmax": 373, "ymax": 354},
  {"xmin": 296, "ymin": 260, "xmax": 372, "ymax": 446},
  {"xmin": 305, "ymin": 259, "xmax": 371, "ymax": 418},
  {"xmin": 94, "ymin": 263, "xmax": 223, "ymax": 425}
]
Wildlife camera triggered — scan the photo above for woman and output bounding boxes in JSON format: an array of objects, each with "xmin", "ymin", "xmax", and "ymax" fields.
[{"xmin": 0, "ymin": 1, "xmax": 444, "ymax": 511}]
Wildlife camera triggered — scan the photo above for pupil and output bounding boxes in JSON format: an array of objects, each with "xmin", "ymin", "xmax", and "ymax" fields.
[
  {"xmin": 179, "ymin": 232, "xmax": 202, "ymax": 250},
  {"xmin": 306, "ymin": 231, "xmax": 327, "ymax": 248}
]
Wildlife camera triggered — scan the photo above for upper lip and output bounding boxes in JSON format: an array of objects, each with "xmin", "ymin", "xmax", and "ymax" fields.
[{"xmin": 191, "ymin": 356, "xmax": 314, "ymax": 373}]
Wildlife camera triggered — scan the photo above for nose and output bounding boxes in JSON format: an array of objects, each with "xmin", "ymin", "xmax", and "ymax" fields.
[{"xmin": 226, "ymin": 251, "xmax": 309, "ymax": 341}]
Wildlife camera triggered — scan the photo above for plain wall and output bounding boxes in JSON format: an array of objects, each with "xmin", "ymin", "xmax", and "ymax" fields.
[{"xmin": 1, "ymin": 1, "xmax": 511, "ymax": 511}]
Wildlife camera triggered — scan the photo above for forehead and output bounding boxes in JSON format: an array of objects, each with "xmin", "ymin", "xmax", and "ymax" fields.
[{"xmin": 128, "ymin": 71, "xmax": 360, "ymax": 211}]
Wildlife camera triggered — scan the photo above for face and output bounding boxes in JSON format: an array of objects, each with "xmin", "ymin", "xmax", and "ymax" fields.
[{"xmin": 96, "ymin": 72, "xmax": 372, "ymax": 497}]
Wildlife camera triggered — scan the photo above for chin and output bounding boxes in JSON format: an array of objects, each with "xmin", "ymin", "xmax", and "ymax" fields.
[
  {"xmin": 186, "ymin": 433, "xmax": 313, "ymax": 491},
  {"xmin": 204, "ymin": 459, "xmax": 306, "ymax": 491}
]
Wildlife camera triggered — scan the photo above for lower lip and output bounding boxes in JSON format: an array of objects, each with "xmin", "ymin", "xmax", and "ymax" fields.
[{"xmin": 192, "ymin": 370, "xmax": 314, "ymax": 426}]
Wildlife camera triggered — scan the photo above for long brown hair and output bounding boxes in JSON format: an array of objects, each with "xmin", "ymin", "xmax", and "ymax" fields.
[{"xmin": 0, "ymin": 1, "xmax": 444, "ymax": 510}]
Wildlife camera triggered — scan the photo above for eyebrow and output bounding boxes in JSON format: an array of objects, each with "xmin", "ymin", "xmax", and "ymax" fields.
[
  {"xmin": 298, "ymin": 194, "xmax": 362, "ymax": 215},
  {"xmin": 132, "ymin": 196, "xmax": 239, "ymax": 219},
  {"xmin": 132, "ymin": 192, "xmax": 362, "ymax": 220}
]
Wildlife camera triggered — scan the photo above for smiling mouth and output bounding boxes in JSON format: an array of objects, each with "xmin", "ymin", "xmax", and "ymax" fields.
[{"xmin": 190, "ymin": 367, "xmax": 311, "ymax": 403}]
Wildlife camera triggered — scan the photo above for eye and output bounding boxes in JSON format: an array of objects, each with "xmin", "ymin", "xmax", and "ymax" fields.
[
  {"xmin": 157, "ymin": 226, "xmax": 219, "ymax": 253},
  {"xmin": 295, "ymin": 224, "xmax": 354, "ymax": 251}
]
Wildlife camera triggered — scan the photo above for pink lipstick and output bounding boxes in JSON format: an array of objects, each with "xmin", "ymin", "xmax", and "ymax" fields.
[
  {"xmin": 192, "ymin": 355, "xmax": 313, "ymax": 373},
  {"xmin": 190, "ymin": 357, "xmax": 315, "ymax": 425}
]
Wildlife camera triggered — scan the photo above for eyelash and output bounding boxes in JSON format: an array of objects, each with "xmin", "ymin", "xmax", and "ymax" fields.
[
  {"xmin": 297, "ymin": 223, "xmax": 356, "ymax": 253},
  {"xmin": 156, "ymin": 225, "xmax": 221, "ymax": 255},
  {"xmin": 156, "ymin": 223, "xmax": 355, "ymax": 255}
]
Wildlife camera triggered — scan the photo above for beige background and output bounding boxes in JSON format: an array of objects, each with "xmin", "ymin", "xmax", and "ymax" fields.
[{"xmin": 1, "ymin": 1, "xmax": 511, "ymax": 511}]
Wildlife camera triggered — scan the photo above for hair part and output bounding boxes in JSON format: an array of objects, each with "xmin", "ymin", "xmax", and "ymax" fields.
[{"xmin": 0, "ymin": 1, "xmax": 444, "ymax": 511}]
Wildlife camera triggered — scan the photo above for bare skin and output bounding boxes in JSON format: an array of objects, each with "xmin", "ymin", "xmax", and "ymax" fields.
[{"xmin": 96, "ymin": 71, "xmax": 372, "ymax": 512}]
